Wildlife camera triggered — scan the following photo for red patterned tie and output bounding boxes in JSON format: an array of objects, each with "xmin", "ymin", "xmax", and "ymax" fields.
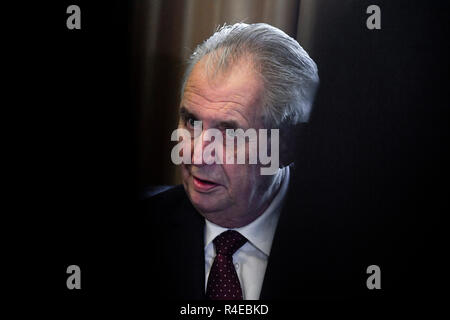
[{"xmin": 206, "ymin": 230, "xmax": 248, "ymax": 300}]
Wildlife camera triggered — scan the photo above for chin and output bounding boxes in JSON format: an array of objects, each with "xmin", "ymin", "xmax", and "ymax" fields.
[{"xmin": 186, "ymin": 185, "xmax": 228, "ymax": 215}]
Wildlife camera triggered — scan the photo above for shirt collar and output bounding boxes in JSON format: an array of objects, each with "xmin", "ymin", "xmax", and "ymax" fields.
[{"xmin": 204, "ymin": 165, "xmax": 290, "ymax": 256}]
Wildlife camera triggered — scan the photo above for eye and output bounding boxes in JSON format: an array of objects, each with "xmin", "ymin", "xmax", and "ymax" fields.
[
  {"xmin": 225, "ymin": 128, "xmax": 235, "ymax": 138},
  {"xmin": 186, "ymin": 117, "xmax": 196, "ymax": 129}
]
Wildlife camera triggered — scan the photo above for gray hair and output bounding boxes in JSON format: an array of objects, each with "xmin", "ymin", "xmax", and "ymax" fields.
[{"xmin": 181, "ymin": 23, "xmax": 319, "ymax": 127}]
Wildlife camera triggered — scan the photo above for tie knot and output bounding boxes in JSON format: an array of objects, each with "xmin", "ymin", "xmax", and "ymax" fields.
[{"xmin": 213, "ymin": 230, "xmax": 247, "ymax": 256}]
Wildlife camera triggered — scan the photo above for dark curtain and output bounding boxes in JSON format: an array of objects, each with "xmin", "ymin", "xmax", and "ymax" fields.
[
  {"xmin": 131, "ymin": 0, "xmax": 302, "ymax": 187},
  {"xmin": 16, "ymin": 0, "xmax": 448, "ymax": 304},
  {"xmin": 131, "ymin": 0, "xmax": 449, "ymax": 296}
]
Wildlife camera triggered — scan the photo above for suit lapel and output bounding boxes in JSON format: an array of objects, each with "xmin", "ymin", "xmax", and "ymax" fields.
[
  {"xmin": 259, "ymin": 185, "xmax": 295, "ymax": 299},
  {"xmin": 259, "ymin": 166, "xmax": 310, "ymax": 300}
]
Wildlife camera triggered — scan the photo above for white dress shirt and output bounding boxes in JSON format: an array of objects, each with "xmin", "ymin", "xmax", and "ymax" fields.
[{"xmin": 204, "ymin": 165, "xmax": 290, "ymax": 300}]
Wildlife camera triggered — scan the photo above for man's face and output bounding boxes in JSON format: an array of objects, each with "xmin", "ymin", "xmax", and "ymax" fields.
[{"xmin": 179, "ymin": 56, "xmax": 276, "ymax": 228}]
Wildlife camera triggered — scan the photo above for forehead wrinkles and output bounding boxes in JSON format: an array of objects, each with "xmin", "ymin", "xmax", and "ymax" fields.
[
  {"xmin": 182, "ymin": 60, "xmax": 264, "ymax": 127},
  {"xmin": 184, "ymin": 82, "xmax": 249, "ymax": 107},
  {"xmin": 183, "ymin": 89, "xmax": 256, "ymax": 126}
]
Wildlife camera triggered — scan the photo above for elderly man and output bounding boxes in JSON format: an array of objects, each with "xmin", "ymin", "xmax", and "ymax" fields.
[{"xmin": 142, "ymin": 23, "xmax": 348, "ymax": 300}]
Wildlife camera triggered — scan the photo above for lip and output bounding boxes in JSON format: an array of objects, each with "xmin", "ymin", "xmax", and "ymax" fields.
[{"xmin": 192, "ymin": 175, "xmax": 220, "ymax": 192}]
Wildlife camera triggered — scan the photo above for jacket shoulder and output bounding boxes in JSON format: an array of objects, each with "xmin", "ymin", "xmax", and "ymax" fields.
[
  {"xmin": 140, "ymin": 185, "xmax": 189, "ymax": 222},
  {"xmin": 142, "ymin": 184, "xmax": 185, "ymax": 206}
]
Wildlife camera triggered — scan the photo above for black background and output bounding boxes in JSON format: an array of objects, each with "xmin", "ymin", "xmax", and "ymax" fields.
[{"xmin": 8, "ymin": 0, "xmax": 449, "ymax": 314}]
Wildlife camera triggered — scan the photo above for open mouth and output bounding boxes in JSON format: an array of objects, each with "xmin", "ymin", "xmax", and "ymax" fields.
[{"xmin": 192, "ymin": 175, "xmax": 219, "ymax": 192}]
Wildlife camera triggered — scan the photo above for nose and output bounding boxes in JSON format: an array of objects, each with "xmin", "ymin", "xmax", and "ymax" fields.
[{"xmin": 191, "ymin": 129, "xmax": 219, "ymax": 166}]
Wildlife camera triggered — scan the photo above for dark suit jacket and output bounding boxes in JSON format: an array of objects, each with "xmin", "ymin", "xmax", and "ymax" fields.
[{"xmin": 136, "ymin": 166, "xmax": 416, "ymax": 301}]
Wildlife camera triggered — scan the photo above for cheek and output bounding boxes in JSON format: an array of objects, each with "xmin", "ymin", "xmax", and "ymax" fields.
[
  {"xmin": 181, "ymin": 165, "xmax": 190, "ymax": 181},
  {"xmin": 222, "ymin": 164, "xmax": 253, "ymax": 192}
]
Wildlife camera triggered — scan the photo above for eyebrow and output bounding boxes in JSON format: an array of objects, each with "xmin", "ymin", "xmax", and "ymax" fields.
[
  {"xmin": 179, "ymin": 106, "xmax": 198, "ymax": 120},
  {"xmin": 179, "ymin": 106, "xmax": 242, "ymax": 129},
  {"xmin": 218, "ymin": 120, "xmax": 239, "ymax": 130}
]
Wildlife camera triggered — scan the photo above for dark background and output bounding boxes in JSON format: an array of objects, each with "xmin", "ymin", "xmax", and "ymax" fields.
[{"xmin": 10, "ymin": 0, "xmax": 449, "ymax": 312}]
